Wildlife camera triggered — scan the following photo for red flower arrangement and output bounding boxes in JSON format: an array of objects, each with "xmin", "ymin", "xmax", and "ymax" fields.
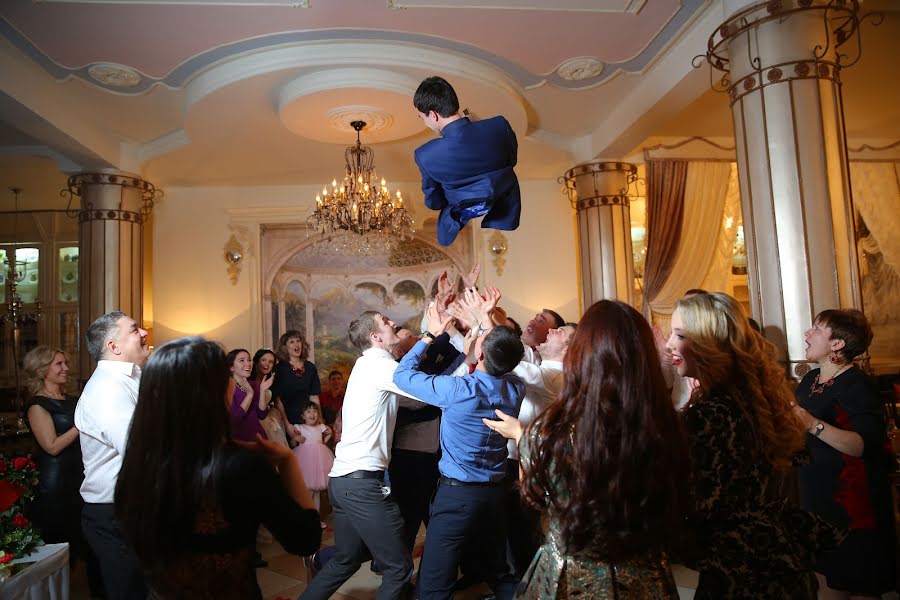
[{"xmin": 0, "ymin": 454, "xmax": 42, "ymax": 561}]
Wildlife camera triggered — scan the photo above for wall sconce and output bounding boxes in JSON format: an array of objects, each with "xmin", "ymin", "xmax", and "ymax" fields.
[
  {"xmin": 223, "ymin": 234, "xmax": 244, "ymax": 285},
  {"xmin": 487, "ymin": 230, "xmax": 508, "ymax": 276}
]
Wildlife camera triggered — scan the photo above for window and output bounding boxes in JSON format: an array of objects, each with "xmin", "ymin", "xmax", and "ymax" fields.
[{"xmin": 59, "ymin": 247, "xmax": 79, "ymax": 302}]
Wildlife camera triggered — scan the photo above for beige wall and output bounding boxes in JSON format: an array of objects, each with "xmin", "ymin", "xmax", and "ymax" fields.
[{"xmin": 151, "ymin": 179, "xmax": 580, "ymax": 352}]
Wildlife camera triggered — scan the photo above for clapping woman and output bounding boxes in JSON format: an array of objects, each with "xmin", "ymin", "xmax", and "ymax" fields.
[
  {"xmin": 23, "ymin": 346, "xmax": 102, "ymax": 595},
  {"xmin": 251, "ymin": 348, "xmax": 298, "ymax": 448},
  {"xmin": 793, "ymin": 309, "xmax": 896, "ymax": 598},
  {"xmin": 227, "ymin": 348, "xmax": 272, "ymax": 442}
]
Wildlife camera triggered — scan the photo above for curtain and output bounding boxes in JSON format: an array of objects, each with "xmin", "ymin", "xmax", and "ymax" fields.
[
  {"xmin": 700, "ymin": 163, "xmax": 741, "ymax": 293},
  {"xmin": 850, "ymin": 162, "xmax": 900, "ymax": 272},
  {"xmin": 648, "ymin": 161, "xmax": 733, "ymax": 315},
  {"xmin": 642, "ymin": 160, "xmax": 688, "ymax": 316}
]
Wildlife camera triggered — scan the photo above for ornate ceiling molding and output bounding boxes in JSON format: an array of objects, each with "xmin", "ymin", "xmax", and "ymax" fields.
[
  {"xmin": 0, "ymin": 1, "xmax": 708, "ymax": 95},
  {"xmin": 386, "ymin": 0, "xmax": 646, "ymax": 12}
]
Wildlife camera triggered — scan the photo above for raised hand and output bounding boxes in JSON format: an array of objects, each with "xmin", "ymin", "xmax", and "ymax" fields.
[
  {"xmin": 426, "ymin": 301, "xmax": 455, "ymax": 336},
  {"xmin": 462, "ymin": 263, "xmax": 482, "ymax": 289},
  {"xmin": 260, "ymin": 372, "xmax": 275, "ymax": 394}
]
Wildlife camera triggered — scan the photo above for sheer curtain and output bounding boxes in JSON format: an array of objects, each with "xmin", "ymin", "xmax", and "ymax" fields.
[
  {"xmin": 642, "ymin": 160, "xmax": 688, "ymax": 316},
  {"xmin": 851, "ymin": 162, "xmax": 900, "ymax": 272},
  {"xmin": 700, "ymin": 163, "xmax": 741, "ymax": 293},
  {"xmin": 648, "ymin": 161, "xmax": 733, "ymax": 315}
]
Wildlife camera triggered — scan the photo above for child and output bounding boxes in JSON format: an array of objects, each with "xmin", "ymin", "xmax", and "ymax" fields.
[{"xmin": 293, "ymin": 403, "xmax": 334, "ymax": 528}]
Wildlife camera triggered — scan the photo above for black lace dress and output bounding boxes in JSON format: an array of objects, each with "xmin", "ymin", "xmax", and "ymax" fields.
[
  {"xmin": 144, "ymin": 446, "xmax": 322, "ymax": 600},
  {"xmin": 796, "ymin": 367, "xmax": 897, "ymax": 595},
  {"xmin": 682, "ymin": 390, "xmax": 844, "ymax": 599},
  {"xmin": 25, "ymin": 395, "xmax": 84, "ymax": 544}
]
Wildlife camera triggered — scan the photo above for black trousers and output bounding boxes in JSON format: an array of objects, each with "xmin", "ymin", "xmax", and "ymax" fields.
[
  {"xmin": 300, "ymin": 476, "xmax": 413, "ymax": 600},
  {"xmin": 505, "ymin": 459, "xmax": 542, "ymax": 577},
  {"xmin": 81, "ymin": 502, "xmax": 147, "ymax": 600},
  {"xmin": 418, "ymin": 480, "xmax": 516, "ymax": 600},
  {"xmin": 388, "ymin": 448, "xmax": 440, "ymax": 552}
]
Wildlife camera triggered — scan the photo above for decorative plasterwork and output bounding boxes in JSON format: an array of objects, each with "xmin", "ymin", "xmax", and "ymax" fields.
[
  {"xmin": 0, "ymin": 0, "xmax": 706, "ymax": 94},
  {"xmin": 87, "ymin": 63, "xmax": 142, "ymax": 87},
  {"xmin": 387, "ymin": 0, "xmax": 645, "ymax": 12},
  {"xmin": 327, "ymin": 107, "xmax": 393, "ymax": 133},
  {"xmin": 36, "ymin": 0, "xmax": 310, "ymax": 5},
  {"xmin": 556, "ymin": 57, "xmax": 605, "ymax": 81},
  {"xmin": 138, "ymin": 129, "xmax": 190, "ymax": 162}
]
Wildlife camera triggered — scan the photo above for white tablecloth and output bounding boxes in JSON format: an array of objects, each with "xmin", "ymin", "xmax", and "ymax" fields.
[{"xmin": 0, "ymin": 543, "xmax": 69, "ymax": 600}]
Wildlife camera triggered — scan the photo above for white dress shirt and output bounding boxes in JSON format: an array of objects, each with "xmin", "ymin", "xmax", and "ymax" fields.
[
  {"xmin": 507, "ymin": 359, "xmax": 564, "ymax": 460},
  {"xmin": 75, "ymin": 360, "xmax": 142, "ymax": 504},
  {"xmin": 330, "ymin": 348, "xmax": 424, "ymax": 477}
]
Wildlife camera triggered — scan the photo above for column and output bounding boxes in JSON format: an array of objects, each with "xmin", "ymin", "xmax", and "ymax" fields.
[
  {"xmin": 64, "ymin": 171, "xmax": 160, "ymax": 376},
  {"xmin": 705, "ymin": 0, "xmax": 873, "ymax": 377},
  {"xmin": 561, "ymin": 161, "xmax": 636, "ymax": 309}
]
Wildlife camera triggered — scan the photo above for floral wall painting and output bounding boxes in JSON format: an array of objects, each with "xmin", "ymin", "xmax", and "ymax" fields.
[{"xmin": 263, "ymin": 224, "xmax": 473, "ymax": 382}]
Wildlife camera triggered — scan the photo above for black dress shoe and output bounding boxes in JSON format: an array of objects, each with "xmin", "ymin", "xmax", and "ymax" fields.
[
  {"xmin": 253, "ymin": 552, "xmax": 269, "ymax": 568},
  {"xmin": 370, "ymin": 560, "xmax": 383, "ymax": 575}
]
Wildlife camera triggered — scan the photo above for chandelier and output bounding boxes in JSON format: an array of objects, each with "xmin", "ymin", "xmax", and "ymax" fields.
[
  {"xmin": 307, "ymin": 120, "xmax": 414, "ymax": 249},
  {"xmin": 1, "ymin": 188, "xmax": 42, "ymax": 328}
]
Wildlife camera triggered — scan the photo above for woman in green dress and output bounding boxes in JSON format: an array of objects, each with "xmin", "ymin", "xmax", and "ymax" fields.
[{"xmin": 486, "ymin": 300, "xmax": 691, "ymax": 599}]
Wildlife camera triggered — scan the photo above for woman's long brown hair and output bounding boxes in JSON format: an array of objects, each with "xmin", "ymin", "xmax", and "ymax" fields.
[{"xmin": 522, "ymin": 300, "xmax": 691, "ymax": 559}]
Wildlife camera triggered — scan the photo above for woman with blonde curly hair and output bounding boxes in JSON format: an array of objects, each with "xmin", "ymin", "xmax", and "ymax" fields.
[{"xmin": 667, "ymin": 292, "xmax": 842, "ymax": 599}]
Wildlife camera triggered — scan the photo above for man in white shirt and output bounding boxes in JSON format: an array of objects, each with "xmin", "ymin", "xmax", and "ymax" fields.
[
  {"xmin": 520, "ymin": 308, "xmax": 565, "ymax": 365},
  {"xmin": 75, "ymin": 311, "xmax": 150, "ymax": 600},
  {"xmin": 301, "ymin": 311, "xmax": 425, "ymax": 600}
]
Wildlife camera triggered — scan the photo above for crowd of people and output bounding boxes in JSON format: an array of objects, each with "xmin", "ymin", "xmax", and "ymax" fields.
[{"xmin": 18, "ymin": 270, "xmax": 897, "ymax": 600}]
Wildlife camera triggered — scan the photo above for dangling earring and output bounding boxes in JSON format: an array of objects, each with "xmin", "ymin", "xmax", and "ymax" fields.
[{"xmin": 829, "ymin": 351, "xmax": 841, "ymax": 364}]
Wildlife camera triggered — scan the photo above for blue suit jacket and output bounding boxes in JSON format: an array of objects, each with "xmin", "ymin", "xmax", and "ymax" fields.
[{"xmin": 414, "ymin": 116, "xmax": 521, "ymax": 246}]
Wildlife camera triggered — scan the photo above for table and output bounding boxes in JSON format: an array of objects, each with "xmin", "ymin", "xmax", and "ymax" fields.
[{"xmin": 0, "ymin": 543, "xmax": 69, "ymax": 600}]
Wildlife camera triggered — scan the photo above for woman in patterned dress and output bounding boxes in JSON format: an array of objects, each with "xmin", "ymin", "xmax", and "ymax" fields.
[
  {"xmin": 667, "ymin": 292, "xmax": 843, "ymax": 599},
  {"xmin": 487, "ymin": 300, "xmax": 691, "ymax": 599}
]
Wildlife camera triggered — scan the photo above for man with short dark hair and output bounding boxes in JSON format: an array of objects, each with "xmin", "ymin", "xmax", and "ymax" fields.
[
  {"xmin": 520, "ymin": 308, "xmax": 566, "ymax": 364},
  {"xmin": 413, "ymin": 75, "xmax": 520, "ymax": 246},
  {"xmin": 301, "ymin": 311, "xmax": 427, "ymax": 600},
  {"xmin": 319, "ymin": 370, "xmax": 345, "ymax": 424},
  {"xmin": 393, "ymin": 301, "xmax": 525, "ymax": 600},
  {"xmin": 76, "ymin": 311, "xmax": 150, "ymax": 599}
]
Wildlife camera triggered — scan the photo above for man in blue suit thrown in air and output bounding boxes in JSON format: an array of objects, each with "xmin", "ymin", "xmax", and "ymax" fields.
[{"xmin": 413, "ymin": 76, "xmax": 521, "ymax": 247}]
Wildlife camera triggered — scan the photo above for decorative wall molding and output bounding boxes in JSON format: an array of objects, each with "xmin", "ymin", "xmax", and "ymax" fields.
[
  {"xmin": 387, "ymin": 0, "xmax": 646, "ymax": 13},
  {"xmin": 138, "ymin": 129, "xmax": 190, "ymax": 162}
]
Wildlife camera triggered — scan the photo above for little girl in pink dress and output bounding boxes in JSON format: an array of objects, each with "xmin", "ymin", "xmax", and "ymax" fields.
[{"xmin": 293, "ymin": 403, "xmax": 334, "ymax": 528}]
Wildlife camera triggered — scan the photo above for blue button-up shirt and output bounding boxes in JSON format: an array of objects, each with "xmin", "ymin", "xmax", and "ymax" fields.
[{"xmin": 393, "ymin": 340, "xmax": 525, "ymax": 483}]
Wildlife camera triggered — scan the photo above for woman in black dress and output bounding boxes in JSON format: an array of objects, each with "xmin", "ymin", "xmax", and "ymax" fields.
[
  {"xmin": 271, "ymin": 330, "xmax": 321, "ymax": 426},
  {"xmin": 793, "ymin": 309, "xmax": 896, "ymax": 598},
  {"xmin": 667, "ymin": 292, "xmax": 841, "ymax": 599},
  {"xmin": 114, "ymin": 336, "xmax": 321, "ymax": 599},
  {"xmin": 23, "ymin": 346, "xmax": 102, "ymax": 595}
]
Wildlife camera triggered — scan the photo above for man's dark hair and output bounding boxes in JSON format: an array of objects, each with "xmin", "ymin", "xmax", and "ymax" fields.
[
  {"xmin": 506, "ymin": 317, "xmax": 523, "ymax": 338},
  {"xmin": 543, "ymin": 309, "xmax": 565, "ymax": 329},
  {"xmin": 413, "ymin": 76, "xmax": 459, "ymax": 118},
  {"xmin": 348, "ymin": 311, "xmax": 381, "ymax": 352},
  {"xmin": 481, "ymin": 326, "xmax": 524, "ymax": 376},
  {"xmin": 86, "ymin": 311, "xmax": 126, "ymax": 362}
]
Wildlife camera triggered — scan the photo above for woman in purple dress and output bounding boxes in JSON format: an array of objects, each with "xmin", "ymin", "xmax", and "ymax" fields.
[{"xmin": 226, "ymin": 348, "xmax": 272, "ymax": 442}]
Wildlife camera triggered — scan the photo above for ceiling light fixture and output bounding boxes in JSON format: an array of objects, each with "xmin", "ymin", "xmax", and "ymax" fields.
[{"xmin": 307, "ymin": 120, "xmax": 413, "ymax": 252}]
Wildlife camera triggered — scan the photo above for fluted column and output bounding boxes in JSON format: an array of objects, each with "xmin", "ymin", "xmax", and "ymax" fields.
[
  {"xmin": 704, "ymin": 0, "xmax": 875, "ymax": 377},
  {"xmin": 64, "ymin": 171, "xmax": 160, "ymax": 375},
  {"xmin": 562, "ymin": 162, "xmax": 636, "ymax": 309}
]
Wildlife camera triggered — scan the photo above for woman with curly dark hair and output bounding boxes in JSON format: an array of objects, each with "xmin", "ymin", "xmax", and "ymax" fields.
[
  {"xmin": 668, "ymin": 292, "xmax": 842, "ymax": 599},
  {"xmin": 486, "ymin": 300, "xmax": 691, "ymax": 598}
]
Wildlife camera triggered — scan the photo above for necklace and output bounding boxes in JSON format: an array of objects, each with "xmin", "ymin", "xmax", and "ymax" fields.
[
  {"xmin": 291, "ymin": 362, "xmax": 305, "ymax": 377},
  {"xmin": 233, "ymin": 378, "xmax": 246, "ymax": 392},
  {"xmin": 808, "ymin": 364, "xmax": 852, "ymax": 397}
]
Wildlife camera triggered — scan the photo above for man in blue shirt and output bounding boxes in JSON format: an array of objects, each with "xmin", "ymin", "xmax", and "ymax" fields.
[{"xmin": 393, "ymin": 308, "xmax": 525, "ymax": 600}]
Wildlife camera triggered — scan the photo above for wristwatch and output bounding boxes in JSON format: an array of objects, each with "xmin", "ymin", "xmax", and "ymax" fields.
[
  {"xmin": 812, "ymin": 421, "xmax": 825, "ymax": 437},
  {"xmin": 422, "ymin": 331, "xmax": 436, "ymax": 342}
]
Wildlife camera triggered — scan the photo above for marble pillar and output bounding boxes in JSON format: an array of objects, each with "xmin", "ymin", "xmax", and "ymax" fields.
[
  {"xmin": 705, "ymin": 0, "xmax": 874, "ymax": 377},
  {"xmin": 65, "ymin": 171, "xmax": 160, "ymax": 375},
  {"xmin": 562, "ymin": 161, "xmax": 636, "ymax": 309}
]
